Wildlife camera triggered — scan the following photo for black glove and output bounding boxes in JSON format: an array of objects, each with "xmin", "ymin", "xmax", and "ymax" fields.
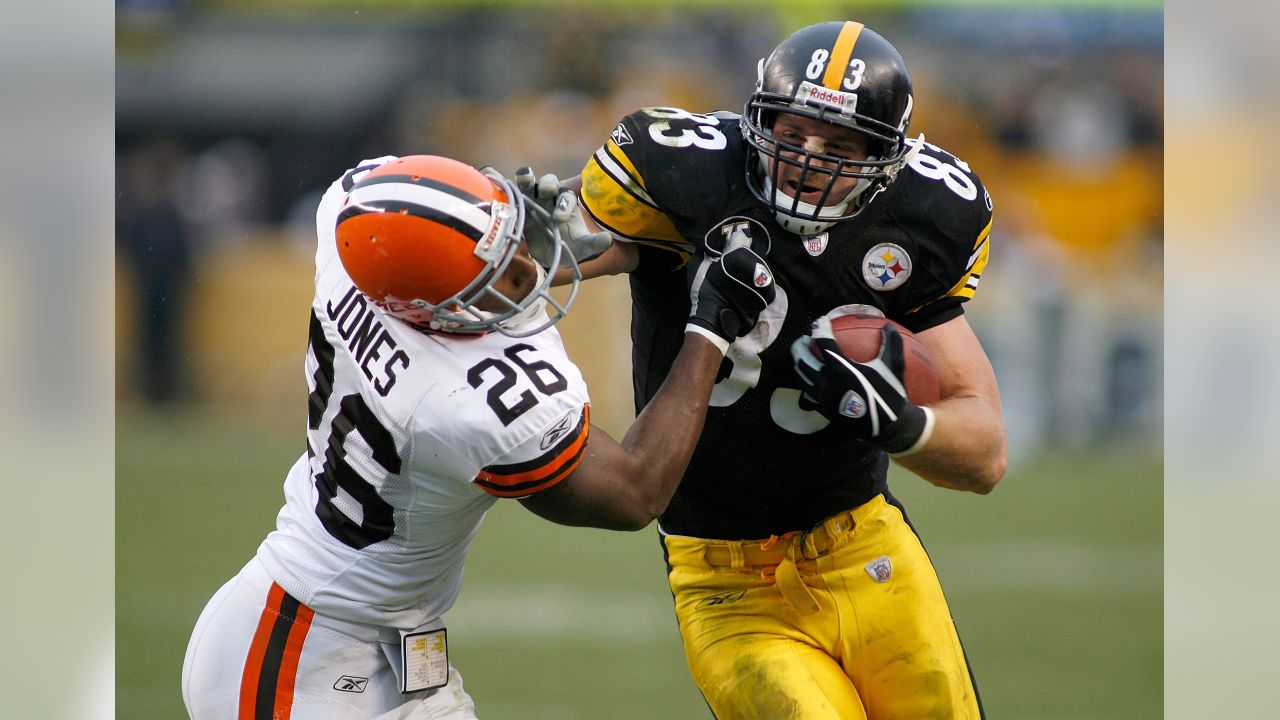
[
  {"xmin": 790, "ymin": 316, "xmax": 933, "ymax": 455},
  {"xmin": 686, "ymin": 246, "xmax": 775, "ymax": 354}
]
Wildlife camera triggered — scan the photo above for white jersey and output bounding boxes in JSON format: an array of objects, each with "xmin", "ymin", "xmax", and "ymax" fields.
[{"xmin": 257, "ymin": 158, "xmax": 591, "ymax": 630}]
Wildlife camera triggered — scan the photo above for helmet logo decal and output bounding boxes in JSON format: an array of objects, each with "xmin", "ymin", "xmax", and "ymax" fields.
[
  {"xmin": 794, "ymin": 81, "xmax": 858, "ymax": 116},
  {"xmin": 610, "ymin": 123, "xmax": 634, "ymax": 147},
  {"xmin": 704, "ymin": 216, "xmax": 771, "ymax": 257},
  {"xmin": 862, "ymin": 243, "xmax": 912, "ymax": 291},
  {"xmin": 474, "ymin": 201, "xmax": 514, "ymax": 262},
  {"xmin": 802, "ymin": 233, "xmax": 828, "ymax": 257}
]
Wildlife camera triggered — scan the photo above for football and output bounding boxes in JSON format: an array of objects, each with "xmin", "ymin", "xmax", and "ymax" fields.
[{"xmin": 827, "ymin": 314, "xmax": 941, "ymax": 405}]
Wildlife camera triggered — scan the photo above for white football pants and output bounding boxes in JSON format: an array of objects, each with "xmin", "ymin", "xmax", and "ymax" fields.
[{"xmin": 182, "ymin": 556, "xmax": 477, "ymax": 719}]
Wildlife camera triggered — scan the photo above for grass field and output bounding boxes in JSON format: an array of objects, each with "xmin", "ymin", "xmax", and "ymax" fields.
[{"xmin": 118, "ymin": 407, "xmax": 1161, "ymax": 719}]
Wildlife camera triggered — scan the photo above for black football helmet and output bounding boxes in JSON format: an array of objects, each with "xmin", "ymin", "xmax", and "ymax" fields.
[{"xmin": 743, "ymin": 21, "xmax": 919, "ymax": 235}]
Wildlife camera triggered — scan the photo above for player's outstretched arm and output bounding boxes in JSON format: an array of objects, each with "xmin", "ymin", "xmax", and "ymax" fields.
[
  {"xmin": 514, "ymin": 169, "xmax": 639, "ymax": 282},
  {"xmin": 896, "ymin": 316, "xmax": 1007, "ymax": 493},
  {"xmin": 519, "ymin": 334, "xmax": 722, "ymax": 530},
  {"xmin": 519, "ymin": 247, "xmax": 775, "ymax": 530}
]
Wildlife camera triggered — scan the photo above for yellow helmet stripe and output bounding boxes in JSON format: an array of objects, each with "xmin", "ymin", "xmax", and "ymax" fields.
[{"xmin": 822, "ymin": 21, "xmax": 864, "ymax": 90}]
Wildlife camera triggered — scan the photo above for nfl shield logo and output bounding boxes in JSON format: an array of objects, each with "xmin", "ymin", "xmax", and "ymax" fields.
[
  {"xmin": 753, "ymin": 264, "xmax": 772, "ymax": 288},
  {"xmin": 803, "ymin": 233, "xmax": 828, "ymax": 257},
  {"xmin": 865, "ymin": 556, "xmax": 892, "ymax": 583},
  {"xmin": 839, "ymin": 390, "xmax": 867, "ymax": 419}
]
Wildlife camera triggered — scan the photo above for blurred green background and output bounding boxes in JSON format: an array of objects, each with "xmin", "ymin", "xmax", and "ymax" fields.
[
  {"xmin": 116, "ymin": 1, "xmax": 1163, "ymax": 717},
  {"xmin": 119, "ymin": 410, "xmax": 1161, "ymax": 718}
]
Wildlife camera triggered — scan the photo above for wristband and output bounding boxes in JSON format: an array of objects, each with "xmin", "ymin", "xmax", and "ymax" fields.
[
  {"xmin": 684, "ymin": 324, "xmax": 731, "ymax": 355},
  {"xmin": 886, "ymin": 406, "xmax": 936, "ymax": 457}
]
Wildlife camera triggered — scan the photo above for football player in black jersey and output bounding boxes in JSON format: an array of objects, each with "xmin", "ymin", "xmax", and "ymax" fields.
[{"xmin": 517, "ymin": 20, "xmax": 1006, "ymax": 719}]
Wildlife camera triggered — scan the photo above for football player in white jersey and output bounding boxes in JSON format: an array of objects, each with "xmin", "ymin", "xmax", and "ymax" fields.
[{"xmin": 180, "ymin": 154, "xmax": 775, "ymax": 720}]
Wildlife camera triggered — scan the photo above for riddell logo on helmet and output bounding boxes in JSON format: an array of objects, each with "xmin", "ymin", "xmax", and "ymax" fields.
[
  {"xmin": 796, "ymin": 81, "xmax": 858, "ymax": 114},
  {"xmin": 475, "ymin": 202, "xmax": 515, "ymax": 262}
]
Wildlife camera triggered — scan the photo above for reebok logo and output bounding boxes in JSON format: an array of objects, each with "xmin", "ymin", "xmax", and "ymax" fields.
[
  {"xmin": 334, "ymin": 676, "xmax": 369, "ymax": 693},
  {"xmin": 610, "ymin": 123, "xmax": 634, "ymax": 146},
  {"xmin": 540, "ymin": 410, "xmax": 576, "ymax": 451},
  {"xmin": 697, "ymin": 590, "xmax": 747, "ymax": 608}
]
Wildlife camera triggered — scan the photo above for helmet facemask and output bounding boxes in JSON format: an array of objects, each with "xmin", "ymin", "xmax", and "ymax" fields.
[
  {"xmin": 744, "ymin": 91, "xmax": 914, "ymax": 236},
  {"xmin": 409, "ymin": 172, "xmax": 580, "ymax": 338}
]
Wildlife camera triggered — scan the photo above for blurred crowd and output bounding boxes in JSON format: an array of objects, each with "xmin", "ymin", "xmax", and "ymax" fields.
[{"xmin": 116, "ymin": 5, "xmax": 1162, "ymax": 464}]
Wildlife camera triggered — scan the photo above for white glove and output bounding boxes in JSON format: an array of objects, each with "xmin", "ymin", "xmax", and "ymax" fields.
[{"xmin": 514, "ymin": 166, "xmax": 614, "ymax": 268}]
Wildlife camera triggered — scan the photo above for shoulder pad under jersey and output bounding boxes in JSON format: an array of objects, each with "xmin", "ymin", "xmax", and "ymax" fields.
[
  {"xmin": 580, "ymin": 107, "xmax": 745, "ymax": 264},
  {"xmin": 889, "ymin": 139, "xmax": 993, "ymax": 322}
]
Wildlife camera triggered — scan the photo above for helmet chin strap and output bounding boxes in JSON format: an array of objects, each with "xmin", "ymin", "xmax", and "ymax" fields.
[{"xmin": 429, "ymin": 262, "xmax": 550, "ymax": 334}]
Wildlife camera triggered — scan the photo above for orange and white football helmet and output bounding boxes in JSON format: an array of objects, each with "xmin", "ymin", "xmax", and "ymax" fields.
[{"xmin": 335, "ymin": 155, "xmax": 579, "ymax": 337}]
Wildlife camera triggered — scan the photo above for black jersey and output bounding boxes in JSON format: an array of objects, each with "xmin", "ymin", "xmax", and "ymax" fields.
[{"xmin": 581, "ymin": 107, "xmax": 993, "ymax": 540}]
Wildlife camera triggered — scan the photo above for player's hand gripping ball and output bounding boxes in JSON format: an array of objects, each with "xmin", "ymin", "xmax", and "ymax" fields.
[
  {"xmin": 826, "ymin": 314, "xmax": 940, "ymax": 405},
  {"xmin": 791, "ymin": 312, "xmax": 938, "ymax": 454}
]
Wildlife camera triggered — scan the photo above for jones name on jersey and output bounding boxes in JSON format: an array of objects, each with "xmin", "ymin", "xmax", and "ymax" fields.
[{"xmin": 256, "ymin": 158, "xmax": 592, "ymax": 630}]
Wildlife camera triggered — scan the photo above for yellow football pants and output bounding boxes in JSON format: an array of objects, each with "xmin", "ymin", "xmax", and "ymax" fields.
[{"xmin": 662, "ymin": 494, "xmax": 982, "ymax": 720}]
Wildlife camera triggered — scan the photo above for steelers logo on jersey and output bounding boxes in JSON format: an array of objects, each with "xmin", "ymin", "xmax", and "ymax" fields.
[{"xmin": 861, "ymin": 243, "xmax": 912, "ymax": 291}]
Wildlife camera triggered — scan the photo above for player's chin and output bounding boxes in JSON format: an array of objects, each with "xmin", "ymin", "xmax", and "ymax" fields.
[
  {"xmin": 782, "ymin": 179, "xmax": 847, "ymax": 206},
  {"xmin": 799, "ymin": 191, "xmax": 834, "ymax": 206}
]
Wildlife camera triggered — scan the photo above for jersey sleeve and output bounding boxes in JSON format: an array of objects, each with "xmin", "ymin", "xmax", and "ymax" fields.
[
  {"xmin": 580, "ymin": 108, "xmax": 741, "ymax": 268},
  {"xmin": 941, "ymin": 212, "xmax": 992, "ymax": 304},
  {"xmin": 474, "ymin": 403, "xmax": 591, "ymax": 498},
  {"xmin": 898, "ymin": 146, "xmax": 994, "ymax": 332},
  {"xmin": 580, "ymin": 111, "xmax": 693, "ymax": 262}
]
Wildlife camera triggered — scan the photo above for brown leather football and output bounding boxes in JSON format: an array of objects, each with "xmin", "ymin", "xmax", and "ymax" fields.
[{"xmin": 827, "ymin": 314, "xmax": 941, "ymax": 405}]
